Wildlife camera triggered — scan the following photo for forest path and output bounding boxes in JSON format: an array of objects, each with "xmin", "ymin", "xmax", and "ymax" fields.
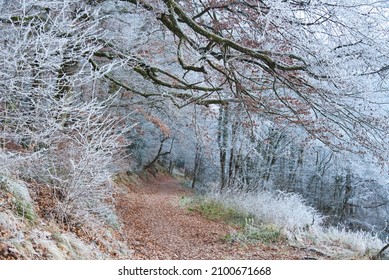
[{"xmin": 116, "ymin": 172, "xmax": 318, "ymax": 259}]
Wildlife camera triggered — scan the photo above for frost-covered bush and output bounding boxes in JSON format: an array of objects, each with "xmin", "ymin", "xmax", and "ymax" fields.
[
  {"xmin": 26, "ymin": 95, "xmax": 131, "ymax": 225},
  {"xmin": 0, "ymin": 1, "xmax": 131, "ymax": 225},
  {"xmin": 315, "ymin": 226, "xmax": 386, "ymax": 257},
  {"xmin": 207, "ymin": 183, "xmax": 386, "ymax": 257},
  {"xmin": 208, "ymin": 186, "xmax": 324, "ymax": 233}
]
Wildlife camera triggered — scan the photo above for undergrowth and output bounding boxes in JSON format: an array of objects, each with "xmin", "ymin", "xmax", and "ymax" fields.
[
  {"xmin": 13, "ymin": 199, "xmax": 37, "ymax": 223},
  {"xmin": 182, "ymin": 189, "xmax": 388, "ymax": 259},
  {"xmin": 222, "ymin": 219, "xmax": 283, "ymax": 244},
  {"xmin": 185, "ymin": 197, "xmax": 253, "ymax": 227}
]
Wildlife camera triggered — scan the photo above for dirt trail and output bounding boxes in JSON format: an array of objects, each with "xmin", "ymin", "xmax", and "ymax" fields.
[{"xmin": 116, "ymin": 173, "xmax": 320, "ymax": 260}]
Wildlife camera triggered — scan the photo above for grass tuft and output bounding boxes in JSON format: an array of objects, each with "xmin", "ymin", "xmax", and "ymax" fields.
[
  {"xmin": 221, "ymin": 218, "xmax": 283, "ymax": 244},
  {"xmin": 13, "ymin": 198, "xmax": 37, "ymax": 223},
  {"xmin": 188, "ymin": 198, "xmax": 253, "ymax": 227}
]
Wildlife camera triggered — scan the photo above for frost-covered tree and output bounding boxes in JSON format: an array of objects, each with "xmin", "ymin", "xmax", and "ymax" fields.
[{"xmin": 91, "ymin": 0, "xmax": 389, "ymax": 159}]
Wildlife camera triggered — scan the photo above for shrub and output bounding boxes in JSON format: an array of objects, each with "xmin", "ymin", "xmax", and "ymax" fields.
[
  {"xmin": 206, "ymin": 185, "xmax": 386, "ymax": 258},
  {"xmin": 208, "ymin": 188, "xmax": 323, "ymax": 233},
  {"xmin": 0, "ymin": 2, "xmax": 132, "ymax": 226}
]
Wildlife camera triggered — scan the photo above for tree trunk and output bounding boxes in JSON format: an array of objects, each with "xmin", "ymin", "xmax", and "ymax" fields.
[
  {"xmin": 191, "ymin": 144, "xmax": 201, "ymax": 189},
  {"xmin": 218, "ymin": 105, "xmax": 229, "ymax": 191}
]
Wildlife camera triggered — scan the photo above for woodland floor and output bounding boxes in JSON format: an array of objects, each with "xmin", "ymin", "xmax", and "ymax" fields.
[{"xmin": 115, "ymin": 172, "xmax": 327, "ymax": 260}]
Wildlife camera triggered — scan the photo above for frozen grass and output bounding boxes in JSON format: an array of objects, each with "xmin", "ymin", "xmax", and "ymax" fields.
[
  {"xmin": 188, "ymin": 198, "xmax": 253, "ymax": 227},
  {"xmin": 221, "ymin": 219, "xmax": 283, "ymax": 244},
  {"xmin": 205, "ymin": 186, "xmax": 386, "ymax": 258},
  {"xmin": 209, "ymin": 189, "xmax": 323, "ymax": 232},
  {"xmin": 313, "ymin": 226, "xmax": 386, "ymax": 258},
  {"xmin": 0, "ymin": 210, "xmax": 19, "ymax": 234},
  {"xmin": 0, "ymin": 176, "xmax": 33, "ymax": 203},
  {"xmin": 50, "ymin": 231, "xmax": 101, "ymax": 259},
  {"xmin": 0, "ymin": 177, "xmax": 37, "ymax": 223},
  {"xmin": 0, "ymin": 205, "xmax": 130, "ymax": 259}
]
